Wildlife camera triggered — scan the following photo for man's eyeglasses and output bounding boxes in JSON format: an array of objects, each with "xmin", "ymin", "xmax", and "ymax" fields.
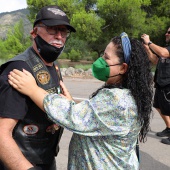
[
  {"xmin": 37, "ymin": 24, "xmax": 70, "ymax": 38},
  {"xmin": 166, "ymin": 31, "xmax": 170, "ymax": 34}
]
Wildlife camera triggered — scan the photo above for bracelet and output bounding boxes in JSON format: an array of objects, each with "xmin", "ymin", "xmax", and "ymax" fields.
[{"xmin": 148, "ymin": 41, "xmax": 153, "ymax": 46}]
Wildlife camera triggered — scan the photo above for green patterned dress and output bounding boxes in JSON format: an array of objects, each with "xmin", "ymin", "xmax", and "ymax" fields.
[{"xmin": 44, "ymin": 88, "xmax": 141, "ymax": 170}]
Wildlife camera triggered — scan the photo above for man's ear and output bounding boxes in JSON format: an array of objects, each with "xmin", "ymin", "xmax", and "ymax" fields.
[
  {"xmin": 30, "ymin": 27, "xmax": 38, "ymax": 38},
  {"xmin": 119, "ymin": 63, "xmax": 128, "ymax": 74}
]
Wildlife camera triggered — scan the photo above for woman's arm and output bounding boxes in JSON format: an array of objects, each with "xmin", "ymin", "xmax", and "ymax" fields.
[
  {"xmin": 141, "ymin": 34, "xmax": 170, "ymax": 58},
  {"xmin": 143, "ymin": 43, "xmax": 159, "ymax": 65},
  {"xmin": 8, "ymin": 69, "xmax": 135, "ymax": 137},
  {"xmin": 8, "ymin": 69, "xmax": 73, "ymax": 111}
]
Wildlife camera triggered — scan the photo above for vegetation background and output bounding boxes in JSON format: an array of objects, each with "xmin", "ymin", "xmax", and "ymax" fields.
[{"xmin": 0, "ymin": 0, "xmax": 170, "ymax": 70}]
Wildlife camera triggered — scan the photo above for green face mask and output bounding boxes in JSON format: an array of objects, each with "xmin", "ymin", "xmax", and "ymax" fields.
[
  {"xmin": 92, "ymin": 57, "xmax": 121, "ymax": 82},
  {"xmin": 92, "ymin": 57, "xmax": 110, "ymax": 81}
]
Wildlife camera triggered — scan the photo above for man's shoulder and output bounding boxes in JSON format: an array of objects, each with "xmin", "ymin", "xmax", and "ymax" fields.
[
  {"xmin": 0, "ymin": 47, "xmax": 35, "ymax": 74},
  {"xmin": 166, "ymin": 46, "xmax": 170, "ymax": 51},
  {"xmin": 0, "ymin": 61, "xmax": 31, "ymax": 75}
]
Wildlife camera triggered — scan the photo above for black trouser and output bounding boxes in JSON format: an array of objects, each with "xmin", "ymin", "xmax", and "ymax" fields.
[{"xmin": 153, "ymin": 87, "xmax": 170, "ymax": 116}]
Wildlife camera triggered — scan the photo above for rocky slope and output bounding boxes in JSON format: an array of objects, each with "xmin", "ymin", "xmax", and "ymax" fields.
[
  {"xmin": 0, "ymin": 9, "xmax": 31, "ymax": 39},
  {"xmin": 61, "ymin": 67, "xmax": 93, "ymax": 79}
]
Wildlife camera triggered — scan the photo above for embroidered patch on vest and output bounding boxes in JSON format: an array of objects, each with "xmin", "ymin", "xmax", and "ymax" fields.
[
  {"xmin": 23, "ymin": 125, "xmax": 39, "ymax": 135},
  {"xmin": 36, "ymin": 70, "xmax": 50, "ymax": 84},
  {"xmin": 33, "ymin": 63, "xmax": 43, "ymax": 72}
]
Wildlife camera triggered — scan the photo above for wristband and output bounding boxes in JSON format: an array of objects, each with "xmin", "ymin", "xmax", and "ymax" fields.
[{"xmin": 148, "ymin": 41, "xmax": 153, "ymax": 46}]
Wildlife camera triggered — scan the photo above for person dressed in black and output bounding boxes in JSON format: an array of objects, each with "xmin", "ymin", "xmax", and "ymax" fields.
[
  {"xmin": 0, "ymin": 5, "xmax": 76, "ymax": 170},
  {"xmin": 141, "ymin": 27, "xmax": 170, "ymax": 145}
]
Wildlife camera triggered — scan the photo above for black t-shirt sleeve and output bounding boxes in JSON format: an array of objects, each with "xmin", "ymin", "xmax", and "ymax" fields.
[
  {"xmin": 0, "ymin": 61, "xmax": 32, "ymax": 120},
  {"xmin": 166, "ymin": 46, "xmax": 170, "ymax": 53}
]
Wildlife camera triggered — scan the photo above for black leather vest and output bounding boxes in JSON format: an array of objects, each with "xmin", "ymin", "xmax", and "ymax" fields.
[
  {"xmin": 0, "ymin": 47, "xmax": 64, "ymax": 164},
  {"xmin": 155, "ymin": 57, "xmax": 170, "ymax": 88}
]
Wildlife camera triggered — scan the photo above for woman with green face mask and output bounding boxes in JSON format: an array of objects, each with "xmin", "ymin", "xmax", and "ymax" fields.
[{"xmin": 8, "ymin": 32, "xmax": 153, "ymax": 170}]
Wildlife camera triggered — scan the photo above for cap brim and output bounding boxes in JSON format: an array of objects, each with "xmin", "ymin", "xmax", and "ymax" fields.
[{"xmin": 41, "ymin": 20, "xmax": 76, "ymax": 32}]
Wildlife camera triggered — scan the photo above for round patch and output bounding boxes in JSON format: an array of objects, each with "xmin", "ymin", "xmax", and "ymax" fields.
[
  {"xmin": 23, "ymin": 125, "xmax": 39, "ymax": 135},
  {"xmin": 36, "ymin": 70, "xmax": 50, "ymax": 85}
]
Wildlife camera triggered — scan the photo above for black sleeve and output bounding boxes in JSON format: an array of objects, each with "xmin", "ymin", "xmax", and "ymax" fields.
[
  {"xmin": 0, "ymin": 61, "xmax": 32, "ymax": 120},
  {"xmin": 166, "ymin": 46, "xmax": 170, "ymax": 53}
]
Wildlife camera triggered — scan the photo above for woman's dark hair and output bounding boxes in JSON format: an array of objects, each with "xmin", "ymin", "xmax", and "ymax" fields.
[{"xmin": 91, "ymin": 36, "xmax": 153, "ymax": 143}]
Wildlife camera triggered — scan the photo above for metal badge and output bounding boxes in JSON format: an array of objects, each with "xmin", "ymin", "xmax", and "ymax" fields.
[
  {"xmin": 23, "ymin": 125, "xmax": 39, "ymax": 135},
  {"xmin": 36, "ymin": 70, "xmax": 50, "ymax": 85}
]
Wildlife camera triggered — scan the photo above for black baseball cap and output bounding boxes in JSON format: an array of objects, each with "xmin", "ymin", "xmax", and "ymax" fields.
[{"xmin": 33, "ymin": 5, "xmax": 76, "ymax": 32}]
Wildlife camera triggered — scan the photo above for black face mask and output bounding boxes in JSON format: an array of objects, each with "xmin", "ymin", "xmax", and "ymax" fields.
[{"xmin": 34, "ymin": 35, "xmax": 64, "ymax": 63}]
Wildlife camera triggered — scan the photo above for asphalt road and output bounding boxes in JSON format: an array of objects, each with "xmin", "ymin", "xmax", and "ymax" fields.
[{"xmin": 55, "ymin": 77, "xmax": 170, "ymax": 170}]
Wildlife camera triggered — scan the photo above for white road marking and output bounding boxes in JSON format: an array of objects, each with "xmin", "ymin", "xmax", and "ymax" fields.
[{"xmin": 72, "ymin": 97, "xmax": 88, "ymax": 101}]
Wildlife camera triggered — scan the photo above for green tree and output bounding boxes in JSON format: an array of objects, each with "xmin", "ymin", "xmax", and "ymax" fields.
[
  {"xmin": 69, "ymin": 49, "xmax": 81, "ymax": 61},
  {"xmin": 0, "ymin": 39, "xmax": 8, "ymax": 60},
  {"xmin": 65, "ymin": 37, "xmax": 90, "ymax": 59},
  {"xmin": 0, "ymin": 20, "xmax": 31, "ymax": 60},
  {"xmin": 25, "ymin": 0, "xmax": 170, "ymax": 59},
  {"xmin": 27, "ymin": 0, "xmax": 57, "ymax": 23},
  {"xmin": 141, "ymin": 0, "xmax": 170, "ymax": 45},
  {"xmin": 97, "ymin": 0, "xmax": 151, "ymax": 36}
]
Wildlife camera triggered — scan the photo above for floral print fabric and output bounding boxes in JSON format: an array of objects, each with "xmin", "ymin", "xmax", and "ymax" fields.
[{"xmin": 44, "ymin": 88, "xmax": 141, "ymax": 170}]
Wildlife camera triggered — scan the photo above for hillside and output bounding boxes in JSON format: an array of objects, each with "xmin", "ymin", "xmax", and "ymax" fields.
[{"xmin": 0, "ymin": 8, "xmax": 31, "ymax": 39}]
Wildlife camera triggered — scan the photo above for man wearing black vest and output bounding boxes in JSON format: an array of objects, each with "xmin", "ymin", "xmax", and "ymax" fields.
[
  {"xmin": 141, "ymin": 27, "xmax": 170, "ymax": 145},
  {"xmin": 0, "ymin": 5, "xmax": 76, "ymax": 170}
]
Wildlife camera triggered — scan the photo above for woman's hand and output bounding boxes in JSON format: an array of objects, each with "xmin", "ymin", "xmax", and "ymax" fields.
[
  {"xmin": 59, "ymin": 81, "xmax": 73, "ymax": 101},
  {"xmin": 8, "ymin": 69, "xmax": 38, "ymax": 96}
]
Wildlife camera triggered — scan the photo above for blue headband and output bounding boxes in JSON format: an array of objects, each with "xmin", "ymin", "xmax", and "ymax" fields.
[{"xmin": 120, "ymin": 32, "xmax": 131, "ymax": 64}]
